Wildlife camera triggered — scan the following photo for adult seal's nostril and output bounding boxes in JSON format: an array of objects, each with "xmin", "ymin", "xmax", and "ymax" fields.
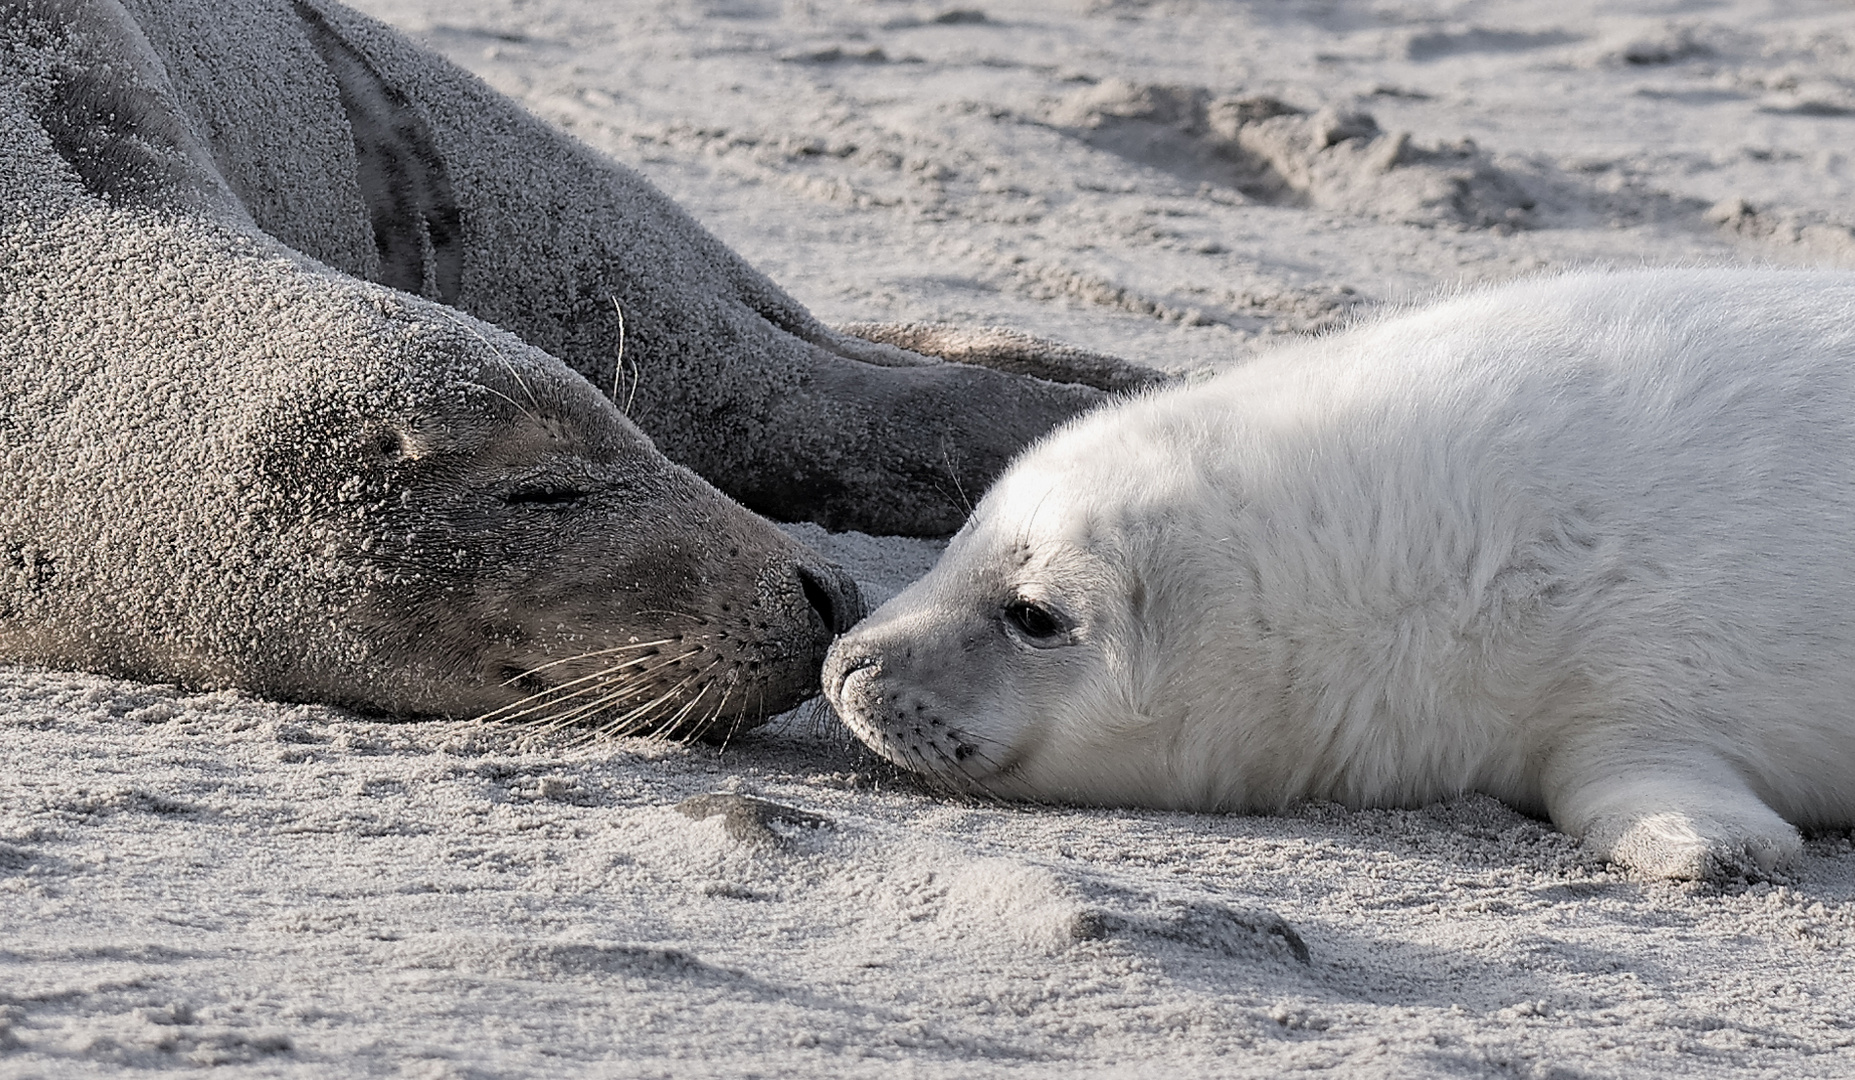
[{"xmin": 796, "ymin": 562, "xmax": 866, "ymax": 636}]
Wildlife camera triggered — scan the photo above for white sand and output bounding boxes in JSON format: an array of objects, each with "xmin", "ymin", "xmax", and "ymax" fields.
[{"xmin": 6, "ymin": 1, "xmax": 1855, "ymax": 1076}]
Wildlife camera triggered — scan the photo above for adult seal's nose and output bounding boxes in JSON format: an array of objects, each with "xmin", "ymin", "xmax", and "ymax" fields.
[{"xmin": 796, "ymin": 562, "xmax": 865, "ymax": 636}]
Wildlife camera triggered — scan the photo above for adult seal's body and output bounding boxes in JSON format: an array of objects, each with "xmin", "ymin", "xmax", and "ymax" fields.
[
  {"xmin": 4, "ymin": 0, "xmax": 1153, "ymax": 538},
  {"xmin": 1, "ymin": 0, "xmax": 867, "ymax": 735},
  {"xmin": 1, "ymin": 0, "xmax": 1154, "ymax": 727},
  {"xmin": 827, "ymin": 269, "xmax": 1855, "ymax": 879}
]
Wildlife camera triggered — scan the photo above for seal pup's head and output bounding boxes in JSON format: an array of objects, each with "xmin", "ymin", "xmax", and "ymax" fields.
[{"xmin": 823, "ymin": 394, "xmax": 1290, "ymax": 807}]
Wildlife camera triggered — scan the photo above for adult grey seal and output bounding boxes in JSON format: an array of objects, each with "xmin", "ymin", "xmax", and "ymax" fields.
[
  {"xmin": 1, "ymin": 0, "xmax": 1156, "ymax": 728},
  {"xmin": 0, "ymin": 0, "xmax": 867, "ymax": 735},
  {"xmin": 826, "ymin": 269, "xmax": 1855, "ymax": 879}
]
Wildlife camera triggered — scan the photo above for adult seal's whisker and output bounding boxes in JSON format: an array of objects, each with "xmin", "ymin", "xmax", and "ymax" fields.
[
  {"xmin": 499, "ymin": 638, "xmax": 678, "ymax": 685},
  {"xmin": 477, "ymin": 647, "xmax": 708, "ymax": 726},
  {"xmin": 536, "ymin": 683, "xmax": 657, "ymax": 734},
  {"xmin": 595, "ymin": 662, "xmax": 723, "ymax": 739},
  {"xmin": 4, "ymin": 0, "xmax": 910, "ymax": 744},
  {"xmin": 532, "ymin": 655, "xmax": 723, "ymax": 738}
]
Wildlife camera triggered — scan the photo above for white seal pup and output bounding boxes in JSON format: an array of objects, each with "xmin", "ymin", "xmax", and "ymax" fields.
[{"xmin": 825, "ymin": 268, "xmax": 1855, "ymax": 880}]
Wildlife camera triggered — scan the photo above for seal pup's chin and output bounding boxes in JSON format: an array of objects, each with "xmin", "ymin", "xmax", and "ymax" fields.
[{"xmin": 827, "ymin": 651, "xmax": 1027, "ymax": 790}]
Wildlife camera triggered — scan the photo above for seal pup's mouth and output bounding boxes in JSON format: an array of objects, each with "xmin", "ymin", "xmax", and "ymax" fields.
[{"xmin": 827, "ymin": 655, "xmax": 1020, "ymax": 788}]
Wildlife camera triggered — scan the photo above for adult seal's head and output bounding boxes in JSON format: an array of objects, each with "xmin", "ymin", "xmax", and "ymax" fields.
[{"xmin": 1, "ymin": 203, "xmax": 858, "ymax": 737}]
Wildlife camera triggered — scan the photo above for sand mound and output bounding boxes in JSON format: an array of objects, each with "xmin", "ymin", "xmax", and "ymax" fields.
[{"xmin": 1046, "ymin": 79, "xmax": 1536, "ymax": 230}]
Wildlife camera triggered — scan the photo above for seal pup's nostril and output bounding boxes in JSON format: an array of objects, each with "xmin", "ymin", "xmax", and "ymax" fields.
[
  {"xmin": 797, "ymin": 562, "xmax": 865, "ymax": 636},
  {"xmin": 822, "ymin": 644, "xmax": 882, "ymax": 704}
]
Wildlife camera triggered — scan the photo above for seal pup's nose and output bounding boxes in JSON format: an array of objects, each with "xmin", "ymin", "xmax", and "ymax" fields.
[
  {"xmin": 822, "ymin": 640, "xmax": 880, "ymax": 705},
  {"xmin": 796, "ymin": 562, "xmax": 865, "ymax": 636}
]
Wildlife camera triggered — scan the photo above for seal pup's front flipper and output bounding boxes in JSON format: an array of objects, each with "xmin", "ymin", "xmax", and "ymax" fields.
[{"xmin": 1544, "ymin": 743, "xmax": 1804, "ymax": 881}]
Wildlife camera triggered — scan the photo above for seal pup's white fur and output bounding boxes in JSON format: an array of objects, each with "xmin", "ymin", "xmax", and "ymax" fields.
[{"xmin": 825, "ymin": 268, "xmax": 1855, "ymax": 880}]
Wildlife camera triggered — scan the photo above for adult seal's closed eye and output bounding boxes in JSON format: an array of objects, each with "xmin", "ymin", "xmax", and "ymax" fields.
[
  {"xmin": 826, "ymin": 268, "xmax": 1855, "ymax": 880},
  {"xmin": 1, "ymin": 224, "xmax": 859, "ymax": 736}
]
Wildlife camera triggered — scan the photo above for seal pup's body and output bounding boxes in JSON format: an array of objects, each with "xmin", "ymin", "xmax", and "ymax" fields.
[{"xmin": 827, "ymin": 268, "xmax": 1855, "ymax": 879}]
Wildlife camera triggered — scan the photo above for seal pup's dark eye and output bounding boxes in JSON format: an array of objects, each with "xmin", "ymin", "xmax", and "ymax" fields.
[{"xmin": 1003, "ymin": 598, "xmax": 1072, "ymax": 645}]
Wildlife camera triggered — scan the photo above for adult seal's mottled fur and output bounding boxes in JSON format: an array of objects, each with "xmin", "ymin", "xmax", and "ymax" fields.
[
  {"xmin": 1, "ymin": 0, "xmax": 1156, "ymax": 727},
  {"xmin": 827, "ymin": 269, "xmax": 1855, "ymax": 880},
  {"xmin": 1, "ymin": 149, "xmax": 864, "ymax": 736}
]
